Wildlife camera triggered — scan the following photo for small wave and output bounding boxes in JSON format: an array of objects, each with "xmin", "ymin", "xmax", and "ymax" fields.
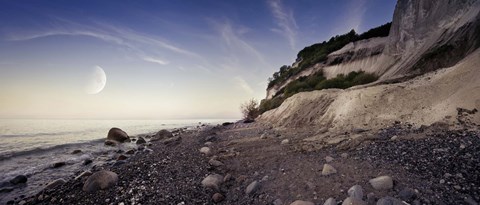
[
  {"xmin": 0, "ymin": 138, "xmax": 105, "ymax": 161},
  {"xmin": 0, "ymin": 130, "xmax": 89, "ymax": 138}
]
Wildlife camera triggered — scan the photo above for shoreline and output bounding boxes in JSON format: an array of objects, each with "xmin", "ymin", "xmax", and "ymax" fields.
[{"xmin": 4, "ymin": 122, "xmax": 480, "ymax": 205}]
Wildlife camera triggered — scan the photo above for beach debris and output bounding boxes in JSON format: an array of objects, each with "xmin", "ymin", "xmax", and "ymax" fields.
[
  {"xmin": 290, "ymin": 200, "xmax": 315, "ymax": 205},
  {"xmin": 369, "ymin": 176, "xmax": 393, "ymax": 190},
  {"xmin": 201, "ymin": 174, "xmax": 223, "ymax": 191},
  {"xmin": 245, "ymin": 180, "xmax": 260, "ymax": 195},
  {"xmin": 107, "ymin": 127, "xmax": 130, "ymax": 143},
  {"xmin": 322, "ymin": 164, "xmax": 337, "ymax": 176},
  {"xmin": 83, "ymin": 170, "xmax": 118, "ymax": 193},
  {"xmin": 9, "ymin": 175, "xmax": 27, "ymax": 185}
]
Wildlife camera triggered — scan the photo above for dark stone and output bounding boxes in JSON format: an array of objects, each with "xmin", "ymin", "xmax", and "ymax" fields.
[
  {"xmin": 10, "ymin": 175, "xmax": 27, "ymax": 185},
  {"xmin": 243, "ymin": 119, "xmax": 254, "ymax": 123},
  {"xmin": 0, "ymin": 187, "xmax": 14, "ymax": 193},
  {"xmin": 71, "ymin": 150, "xmax": 82, "ymax": 154},
  {"xmin": 82, "ymin": 170, "xmax": 118, "ymax": 193},
  {"xmin": 163, "ymin": 136, "xmax": 182, "ymax": 145},
  {"xmin": 205, "ymin": 135, "xmax": 217, "ymax": 142},
  {"xmin": 84, "ymin": 159, "xmax": 93, "ymax": 165},
  {"xmin": 107, "ymin": 127, "xmax": 130, "ymax": 143},
  {"xmin": 136, "ymin": 136, "xmax": 146, "ymax": 144},
  {"xmin": 52, "ymin": 162, "xmax": 66, "ymax": 168},
  {"xmin": 151, "ymin": 129, "xmax": 173, "ymax": 141},
  {"xmin": 104, "ymin": 140, "xmax": 116, "ymax": 146},
  {"xmin": 212, "ymin": 193, "xmax": 225, "ymax": 203},
  {"xmin": 117, "ymin": 155, "xmax": 128, "ymax": 161},
  {"xmin": 126, "ymin": 149, "xmax": 135, "ymax": 154},
  {"xmin": 222, "ymin": 122, "xmax": 233, "ymax": 126},
  {"xmin": 399, "ymin": 188, "xmax": 417, "ymax": 202}
]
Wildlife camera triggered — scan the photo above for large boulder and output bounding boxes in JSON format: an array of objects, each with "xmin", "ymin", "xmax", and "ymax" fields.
[
  {"xmin": 82, "ymin": 170, "xmax": 118, "ymax": 193},
  {"xmin": 107, "ymin": 128, "xmax": 130, "ymax": 143},
  {"xmin": 201, "ymin": 174, "xmax": 223, "ymax": 191},
  {"xmin": 151, "ymin": 129, "xmax": 173, "ymax": 141},
  {"xmin": 10, "ymin": 175, "xmax": 27, "ymax": 185},
  {"xmin": 369, "ymin": 176, "xmax": 393, "ymax": 190}
]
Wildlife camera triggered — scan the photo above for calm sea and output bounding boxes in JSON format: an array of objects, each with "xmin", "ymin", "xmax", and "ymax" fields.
[{"xmin": 0, "ymin": 118, "xmax": 233, "ymax": 203}]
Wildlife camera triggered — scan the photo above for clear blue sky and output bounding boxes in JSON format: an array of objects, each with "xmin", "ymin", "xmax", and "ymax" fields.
[{"xmin": 0, "ymin": 0, "xmax": 396, "ymax": 119}]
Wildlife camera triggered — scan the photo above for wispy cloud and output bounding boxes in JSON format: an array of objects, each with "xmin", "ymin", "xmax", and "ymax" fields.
[
  {"xmin": 5, "ymin": 18, "xmax": 203, "ymax": 66},
  {"xmin": 267, "ymin": 0, "xmax": 298, "ymax": 50},
  {"xmin": 234, "ymin": 76, "xmax": 254, "ymax": 94},
  {"xmin": 143, "ymin": 56, "xmax": 169, "ymax": 65},
  {"xmin": 211, "ymin": 20, "xmax": 269, "ymax": 68}
]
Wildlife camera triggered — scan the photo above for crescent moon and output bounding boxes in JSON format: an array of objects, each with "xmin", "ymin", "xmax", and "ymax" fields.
[{"xmin": 85, "ymin": 65, "xmax": 107, "ymax": 94}]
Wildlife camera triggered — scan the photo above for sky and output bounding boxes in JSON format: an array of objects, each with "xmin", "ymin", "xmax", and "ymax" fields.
[{"xmin": 0, "ymin": 0, "xmax": 396, "ymax": 120}]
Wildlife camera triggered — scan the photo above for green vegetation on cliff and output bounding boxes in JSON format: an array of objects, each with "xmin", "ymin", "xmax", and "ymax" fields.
[
  {"xmin": 267, "ymin": 22, "xmax": 391, "ymax": 89},
  {"xmin": 260, "ymin": 70, "xmax": 378, "ymax": 114}
]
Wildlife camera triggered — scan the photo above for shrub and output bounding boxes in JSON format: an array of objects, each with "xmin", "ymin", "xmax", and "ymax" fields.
[{"xmin": 240, "ymin": 99, "xmax": 259, "ymax": 121}]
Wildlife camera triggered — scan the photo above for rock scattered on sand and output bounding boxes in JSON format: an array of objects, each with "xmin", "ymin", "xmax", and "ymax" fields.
[
  {"xmin": 83, "ymin": 159, "xmax": 93, "ymax": 165},
  {"xmin": 245, "ymin": 180, "xmax": 260, "ymax": 195},
  {"xmin": 107, "ymin": 127, "xmax": 130, "ymax": 143},
  {"xmin": 341, "ymin": 197, "xmax": 366, "ymax": 205},
  {"xmin": 341, "ymin": 153, "xmax": 349, "ymax": 158},
  {"xmin": 212, "ymin": 193, "xmax": 225, "ymax": 203},
  {"xmin": 201, "ymin": 174, "xmax": 223, "ymax": 191},
  {"xmin": 82, "ymin": 170, "xmax": 118, "ymax": 193},
  {"xmin": 348, "ymin": 185, "xmax": 364, "ymax": 200},
  {"xmin": 281, "ymin": 139, "xmax": 290, "ymax": 145},
  {"xmin": 125, "ymin": 149, "xmax": 135, "ymax": 154},
  {"xmin": 323, "ymin": 197, "xmax": 336, "ymax": 205},
  {"xmin": 369, "ymin": 176, "xmax": 393, "ymax": 190},
  {"xmin": 273, "ymin": 199, "xmax": 283, "ymax": 205},
  {"xmin": 205, "ymin": 135, "xmax": 217, "ymax": 142},
  {"xmin": 136, "ymin": 136, "xmax": 146, "ymax": 144},
  {"xmin": 151, "ymin": 129, "xmax": 173, "ymax": 141},
  {"xmin": 223, "ymin": 174, "xmax": 232, "ymax": 182},
  {"xmin": 376, "ymin": 196, "xmax": 403, "ymax": 205},
  {"xmin": 104, "ymin": 140, "xmax": 117, "ymax": 146},
  {"xmin": 163, "ymin": 136, "xmax": 182, "ymax": 145},
  {"xmin": 45, "ymin": 178, "xmax": 66, "ymax": 190},
  {"xmin": 9, "ymin": 175, "xmax": 27, "ymax": 185},
  {"xmin": 209, "ymin": 159, "xmax": 224, "ymax": 167},
  {"xmin": 74, "ymin": 171, "xmax": 92, "ymax": 180},
  {"xmin": 290, "ymin": 200, "xmax": 315, "ymax": 205},
  {"xmin": 398, "ymin": 187, "xmax": 417, "ymax": 201},
  {"xmin": 205, "ymin": 141, "xmax": 213, "ymax": 146},
  {"xmin": 322, "ymin": 164, "xmax": 337, "ymax": 176},
  {"xmin": 200, "ymin": 147, "xmax": 212, "ymax": 155},
  {"xmin": 117, "ymin": 155, "xmax": 128, "ymax": 161},
  {"xmin": 260, "ymin": 133, "xmax": 267, "ymax": 139},
  {"xmin": 390, "ymin": 135, "xmax": 398, "ymax": 140},
  {"xmin": 52, "ymin": 162, "xmax": 66, "ymax": 168},
  {"xmin": 71, "ymin": 149, "xmax": 82, "ymax": 154},
  {"xmin": 325, "ymin": 156, "xmax": 334, "ymax": 162}
]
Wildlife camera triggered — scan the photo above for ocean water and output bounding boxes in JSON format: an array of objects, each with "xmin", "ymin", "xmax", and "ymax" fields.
[{"xmin": 0, "ymin": 119, "xmax": 232, "ymax": 203}]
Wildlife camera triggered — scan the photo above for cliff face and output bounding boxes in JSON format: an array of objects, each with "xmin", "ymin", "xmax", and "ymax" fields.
[
  {"xmin": 260, "ymin": 0, "xmax": 480, "ymax": 131},
  {"xmin": 266, "ymin": 0, "xmax": 480, "ymax": 99}
]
